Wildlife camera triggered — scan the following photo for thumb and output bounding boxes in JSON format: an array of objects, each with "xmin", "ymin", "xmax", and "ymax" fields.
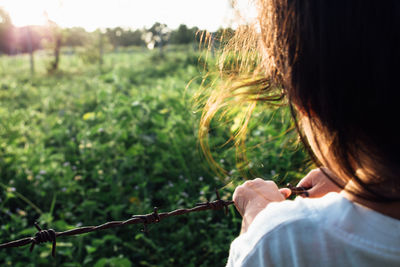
[{"xmin": 279, "ymin": 188, "xmax": 292, "ymax": 199}]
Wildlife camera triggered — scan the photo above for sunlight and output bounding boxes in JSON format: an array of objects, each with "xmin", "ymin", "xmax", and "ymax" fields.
[
  {"xmin": 232, "ymin": 0, "xmax": 258, "ymax": 25},
  {"xmin": 0, "ymin": 0, "xmax": 234, "ymax": 31},
  {"xmin": 0, "ymin": 0, "xmax": 57, "ymax": 26}
]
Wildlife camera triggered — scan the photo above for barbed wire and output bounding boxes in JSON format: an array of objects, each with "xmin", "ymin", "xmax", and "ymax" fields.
[{"xmin": 0, "ymin": 185, "xmax": 307, "ymax": 257}]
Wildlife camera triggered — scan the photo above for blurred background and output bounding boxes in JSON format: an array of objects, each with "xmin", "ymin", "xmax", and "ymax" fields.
[{"xmin": 0, "ymin": 0, "xmax": 308, "ymax": 266}]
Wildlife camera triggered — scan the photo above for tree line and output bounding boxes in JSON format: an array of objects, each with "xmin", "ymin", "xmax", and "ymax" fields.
[
  {"xmin": 0, "ymin": 7, "xmax": 210, "ymax": 55},
  {"xmin": 0, "ymin": 7, "xmax": 234, "ymax": 74}
]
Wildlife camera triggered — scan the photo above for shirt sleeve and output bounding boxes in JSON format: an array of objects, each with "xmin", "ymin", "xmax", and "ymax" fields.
[
  {"xmin": 227, "ymin": 236, "xmax": 271, "ymax": 267},
  {"xmin": 226, "ymin": 222, "xmax": 292, "ymax": 267},
  {"xmin": 225, "ymin": 197, "xmax": 319, "ymax": 267},
  {"xmin": 227, "ymin": 193, "xmax": 400, "ymax": 267}
]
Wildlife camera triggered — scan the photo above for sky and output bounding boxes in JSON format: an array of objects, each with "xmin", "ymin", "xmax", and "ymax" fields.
[{"xmin": 0, "ymin": 0, "xmax": 252, "ymax": 31}]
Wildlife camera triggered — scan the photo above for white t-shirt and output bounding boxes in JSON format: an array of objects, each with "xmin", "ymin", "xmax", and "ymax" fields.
[{"xmin": 227, "ymin": 193, "xmax": 400, "ymax": 266}]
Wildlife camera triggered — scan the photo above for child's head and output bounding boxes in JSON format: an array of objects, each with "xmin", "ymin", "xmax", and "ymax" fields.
[
  {"xmin": 259, "ymin": 0, "xmax": 400, "ymax": 201},
  {"xmin": 201, "ymin": 1, "xmax": 400, "ymax": 201}
]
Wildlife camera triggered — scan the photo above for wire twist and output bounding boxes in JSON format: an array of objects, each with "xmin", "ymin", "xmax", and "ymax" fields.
[
  {"xmin": 29, "ymin": 222, "xmax": 57, "ymax": 257},
  {"xmin": 287, "ymin": 183, "xmax": 310, "ymax": 197},
  {"xmin": 0, "ymin": 186, "xmax": 307, "ymax": 257},
  {"xmin": 131, "ymin": 207, "xmax": 161, "ymax": 232},
  {"xmin": 196, "ymin": 190, "xmax": 229, "ymax": 215}
]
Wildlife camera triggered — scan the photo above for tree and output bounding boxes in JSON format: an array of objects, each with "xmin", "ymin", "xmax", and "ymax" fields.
[
  {"xmin": 17, "ymin": 26, "xmax": 42, "ymax": 74},
  {"xmin": 105, "ymin": 27, "xmax": 145, "ymax": 50},
  {"xmin": 46, "ymin": 19, "xmax": 63, "ymax": 73},
  {"xmin": 143, "ymin": 22, "xmax": 170, "ymax": 56},
  {"xmin": 120, "ymin": 29, "xmax": 144, "ymax": 47},
  {"xmin": 0, "ymin": 8, "xmax": 13, "ymax": 54},
  {"xmin": 170, "ymin": 24, "xmax": 197, "ymax": 44},
  {"xmin": 64, "ymin": 27, "xmax": 89, "ymax": 47},
  {"xmin": 105, "ymin": 27, "xmax": 122, "ymax": 50}
]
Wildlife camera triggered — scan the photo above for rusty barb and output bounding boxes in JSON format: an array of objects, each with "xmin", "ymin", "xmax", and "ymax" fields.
[
  {"xmin": 0, "ymin": 186, "xmax": 308, "ymax": 257},
  {"xmin": 0, "ymin": 189, "xmax": 233, "ymax": 257}
]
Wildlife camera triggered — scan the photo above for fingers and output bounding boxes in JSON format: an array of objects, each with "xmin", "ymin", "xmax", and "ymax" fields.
[
  {"xmin": 233, "ymin": 178, "xmax": 286, "ymax": 234},
  {"xmin": 296, "ymin": 169, "xmax": 322, "ymax": 197},
  {"xmin": 296, "ymin": 168, "xmax": 341, "ymax": 198},
  {"xmin": 279, "ymin": 188, "xmax": 291, "ymax": 199},
  {"xmin": 233, "ymin": 178, "xmax": 285, "ymax": 205},
  {"xmin": 242, "ymin": 178, "xmax": 271, "ymax": 187},
  {"xmin": 296, "ymin": 168, "xmax": 320, "ymax": 188},
  {"xmin": 304, "ymin": 184, "xmax": 322, "ymax": 198},
  {"xmin": 296, "ymin": 178, "xmax": 311, "ymax": 188}
]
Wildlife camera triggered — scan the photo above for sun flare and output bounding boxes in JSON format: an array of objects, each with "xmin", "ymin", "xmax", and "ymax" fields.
[
  {"xmin": 0, "ymin": 0, "xmax": 57, "ymax": 26},
  {"xmin": 0, "ymin": 0, "xmax": 239, "ymax": 31}
]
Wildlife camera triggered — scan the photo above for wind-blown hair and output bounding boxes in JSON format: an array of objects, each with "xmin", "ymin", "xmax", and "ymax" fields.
[{"xmin": 199, "ymin": 0, "xmax": 400, "ymax": 201}]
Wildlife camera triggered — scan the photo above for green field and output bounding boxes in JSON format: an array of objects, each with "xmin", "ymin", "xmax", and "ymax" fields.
[{"xmin": 0, "ymin": 47, "xmax": 308, "ymax": 266}]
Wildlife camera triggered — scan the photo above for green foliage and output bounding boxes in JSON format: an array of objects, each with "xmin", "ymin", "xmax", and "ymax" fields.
[
  {"xmin": 76, "ymin": 31, "xmax": 111, "ymax": 65},
  {"xmin": 64, "ymin": 27, "xmax": 90, "ymax": 47},
  {"xmin": 0, "ymin": 47, "xmax": 309, "ymax": 266},
  {"xmin": 77, "ymin": 45, "xmax": 102, "ymax": 65},
  {"xmin": 169, "ymin": 24, "xmax": 199, "ymax": 45},
  {"xmin": 105, "ymin": 27, "xmax": 145, "ymax": 49},
  {"xmin": 0, "ymin": 22, "xmax": 203, "ymax": 56},
  {"xmin": 0, "ymin": 7, "xmax": 13, "ymax": 53}
]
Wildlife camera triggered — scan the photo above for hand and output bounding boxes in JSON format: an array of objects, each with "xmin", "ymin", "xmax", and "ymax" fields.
[
  {"xmin": 233, "ymin": 178, "xmax": 291, "ymax": 234},
  {"xmin": 297, "ymin": 168, "xmax": 341, "ymax": 198}
]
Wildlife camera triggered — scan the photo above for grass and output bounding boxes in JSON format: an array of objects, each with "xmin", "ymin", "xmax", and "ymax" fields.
[{"xmin": 0, "ymin": 46, "xmax": 309, "ymax": 266}]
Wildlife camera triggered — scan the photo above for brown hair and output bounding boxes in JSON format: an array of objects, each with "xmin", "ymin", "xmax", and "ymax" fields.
[{"xmin": 199, "ymin": 0, "xmax": 400, "ymax": 201}]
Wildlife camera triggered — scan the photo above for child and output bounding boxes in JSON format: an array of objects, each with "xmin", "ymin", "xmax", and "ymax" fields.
[{"xmin": 201, "ymin": 1, "xmax": 400, "ymax": 266}]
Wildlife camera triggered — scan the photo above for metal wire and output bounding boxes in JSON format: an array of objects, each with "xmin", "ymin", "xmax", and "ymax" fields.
[
  {"xmin": 0, "ymin": 186, "xmax": 307, "ymax": 257},
  {"xmin": 0, "ymin": 190, "xmax": 233, "ymax": 257}
]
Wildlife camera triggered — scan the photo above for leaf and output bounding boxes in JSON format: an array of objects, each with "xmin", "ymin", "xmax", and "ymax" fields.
[
  {"xmin": 38, "ymin": 212, "xmax": 54, "ymax": 224},
  {"xmin": 159, "ymin": 108, "xmax": 169, "ymax": 114},
  {"xmin": 94, "ymin": 258, "xmax": 108, "ymax": 267},
  {"xmin": 83, "ymin": 112, "xmax": 96, "ymax": 120},
  {"xmin": 86, "ymin": 245, "xmax": 96, "ymax": 254},
  {"xmin": 94, "ymin": 257, "xmax": 132, "ymax": 267},
  {"xmin": 109, "ymin": 258, "xmax": 132, "ymax": 267},
  {"xmin": 40, "ymin": 250, "xmax": 51, "ymax": 258}
]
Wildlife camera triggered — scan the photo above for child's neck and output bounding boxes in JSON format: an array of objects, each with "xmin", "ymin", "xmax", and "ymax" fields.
[{"xmin": 340, "ymin": 190, "xmax": 400, "ymax": 220}]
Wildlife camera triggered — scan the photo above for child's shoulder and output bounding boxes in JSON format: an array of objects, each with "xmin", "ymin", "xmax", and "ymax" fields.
[
  {"xmin": 248, "ymin": 192, "xmax": 347, "ymax": 238},
  {"xmin": 228, "ymin": 193, "xmax": 400, "ymax": 266},
  {"xmin": 228, "ymin": 193, "xmax": 400, "ymax": 267},
  {"xmin": 250, "ymin": 192, "xmax": 400, "ymax": 242}
]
